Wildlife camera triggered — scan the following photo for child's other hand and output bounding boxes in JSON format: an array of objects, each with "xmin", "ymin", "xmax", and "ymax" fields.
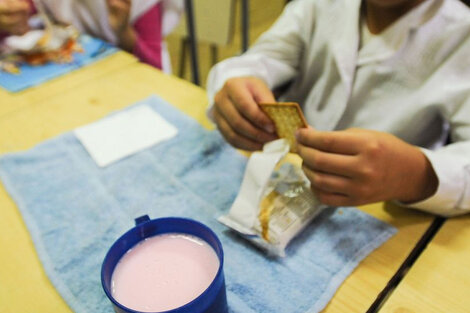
[
  {"xmin": 0, "ymin": 0, "xmax": 30, "ymax": 35},
  {"xmin": 213, "ymin": 77, "xmax": 277, "ymax": 151},
  {"xmin": 107, "ymin": 0, "xmax": 131, "ymax": 35},
  {"xmin": 296, "ymin": 128, "xmax": 438, "ymax": 206}
]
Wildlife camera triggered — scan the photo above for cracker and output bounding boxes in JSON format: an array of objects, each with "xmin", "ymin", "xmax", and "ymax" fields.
[
  {"xmin": 259, "ymin": 102, "xmax": 308, "ymax": 153},
  {"xmin": 258, "ymin": 190, "xmax": 278, "ymax": 242}
]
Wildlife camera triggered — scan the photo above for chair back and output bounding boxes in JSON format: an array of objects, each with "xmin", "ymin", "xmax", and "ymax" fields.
[{"xmin": 173, "ymin": 0, "xmax": 236, "ymax": 46}]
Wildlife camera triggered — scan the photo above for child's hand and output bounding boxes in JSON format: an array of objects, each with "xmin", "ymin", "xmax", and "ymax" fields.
[
  {"xmin": 213, "ymin": 77, "xmax": 277, "ymax": 151},
  {"xmin": 107, "ymin": 0, "xmax": 131, "ymax": 35},
  {"xmin": 0, "ymin": 0, "xmax": 30, "ymax": 35},
  {"xmin": 296, "ymin": 128, "xmax": 438, "ymax": 206}
]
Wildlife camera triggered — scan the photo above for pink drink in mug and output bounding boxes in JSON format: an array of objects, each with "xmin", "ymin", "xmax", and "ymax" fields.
[
  {"xmin": 101, "ymin": 216, "xmax": 228, "ymax": 313},
  {"xmin": 111, "ymin": 233, "xmax": 220, "ymax": 312}
]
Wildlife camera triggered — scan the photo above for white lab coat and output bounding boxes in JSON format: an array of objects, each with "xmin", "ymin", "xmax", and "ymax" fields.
[
  {"xmin": 40, "ymin": 0, "xmax": 184, "ymax": 73},
  {"xmin": 206, "ymin": 0, "xmax": 470, "ymax": 216}
]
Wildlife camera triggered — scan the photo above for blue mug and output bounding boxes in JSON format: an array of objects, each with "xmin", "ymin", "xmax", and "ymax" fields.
[{"xmin": 101, "ymin": 215, "xmax": 228, "ymax": 313}]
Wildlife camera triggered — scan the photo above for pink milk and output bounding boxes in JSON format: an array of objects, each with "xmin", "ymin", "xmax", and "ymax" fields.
[{"xmin": 111, "ymin": 233, "xmax": 220, "ymax": 313}]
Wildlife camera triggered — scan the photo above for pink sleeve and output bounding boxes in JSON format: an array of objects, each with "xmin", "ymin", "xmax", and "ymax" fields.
[
  {"xmin": 28, "ymin": 0, "xmax": 36, "ymax": 14},
  {"xmin": 132, "ymin": 2, "xmax": 163, "ymax": 69}
]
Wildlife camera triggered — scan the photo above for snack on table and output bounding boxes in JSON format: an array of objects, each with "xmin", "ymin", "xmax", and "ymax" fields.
[
  {"xmin": 1, "ymin": 25, "xmax": 82, "ymax": 74},
  {"xmin": 0, "ymin": 59, "xmax": 21, "ymax": 74},
  {"xmin": 256, "ymin": 163, "xmax": 322, "ymax": 248},
  {"xmin": 219, "ymin": 139, "xmax": 325, "ymax": 257},
  {"xmin": 259, "ymin": 102, "xmax": 308, "ymax": 153},
  {"xmin": 22, "ymin": 34, "xmax": 82, "ymax": 65}
]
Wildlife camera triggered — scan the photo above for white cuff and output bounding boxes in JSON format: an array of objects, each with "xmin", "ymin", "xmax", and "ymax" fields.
[{"xmin": 402, "ymin": 148, "xmax": 470, "ymax": 216}]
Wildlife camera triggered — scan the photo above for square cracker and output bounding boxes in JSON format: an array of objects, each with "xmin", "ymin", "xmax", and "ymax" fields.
[{"xmin": 259, "ymin": 102, "xmax": 307, "ymax": 153}]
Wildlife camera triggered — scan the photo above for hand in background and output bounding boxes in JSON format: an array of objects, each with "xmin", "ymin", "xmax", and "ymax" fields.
[
  {"xmin": 213, "ymin": 77, "xmax": 278, "ymax": 151},
  {"xmin": 296, "ymin": 127, "xmax": 438, "ymax": 206},
  {"xmin": 0, "ymin": 0, "xmax": 30, "ymax": 35},
  {"xmin": 107, "ymin": 0, "xmax": 131, "ymax": 36}
]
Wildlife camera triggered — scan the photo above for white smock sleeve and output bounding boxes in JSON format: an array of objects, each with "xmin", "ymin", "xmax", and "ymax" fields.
[
  {"xmin": 206, "ymin": 0, "xmax": 315, "ymax": 105},
  {"xmin": 404, "ymin": 31, "xmax": 470, "ymax": 217},
  {"xmin": 410, "ymin": 97, "xmax": 470, "ymax": 217}
]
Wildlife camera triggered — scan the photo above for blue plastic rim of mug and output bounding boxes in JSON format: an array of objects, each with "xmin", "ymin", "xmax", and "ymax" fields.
[{"xmin": 101, "ymin": 215, "xmax": 228, "ymax": 313}]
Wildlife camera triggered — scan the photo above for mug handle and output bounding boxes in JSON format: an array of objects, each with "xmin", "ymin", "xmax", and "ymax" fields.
[{"xmin": 134, "ymin": 215, "xmax": 150, "ymax": 226}]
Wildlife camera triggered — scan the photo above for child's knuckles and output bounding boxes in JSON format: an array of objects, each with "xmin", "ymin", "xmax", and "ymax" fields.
[
  {"xmin": 231, "ymin": 117, "xmax": 246, "ymax": 131},
  {"xmin": 355, "ymin": 184, "xmax": 375, "ymax": 201}
]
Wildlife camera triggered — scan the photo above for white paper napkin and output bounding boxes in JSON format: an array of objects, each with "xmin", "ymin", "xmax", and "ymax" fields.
[{"xmin": 74, "ymin": 105, "xmax": 178, "ymax": 167}]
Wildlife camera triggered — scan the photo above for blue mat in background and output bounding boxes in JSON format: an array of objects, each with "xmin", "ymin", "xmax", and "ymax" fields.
[
  {"xmin": 0, "ymin": 96, "xmax": 397, "ymax": 313},
  {"xmin": 0, "ymin": 35, "xmax": 117, "ymax": 93}
]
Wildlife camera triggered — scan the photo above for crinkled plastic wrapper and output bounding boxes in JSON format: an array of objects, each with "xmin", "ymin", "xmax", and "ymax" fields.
[{"xmin": 219, "ymin": 139, "xmax": 326, "ymax": 257}]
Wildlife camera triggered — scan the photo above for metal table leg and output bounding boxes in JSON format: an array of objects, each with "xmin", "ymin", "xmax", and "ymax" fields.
[
  {"xmin": 184, "ymin": 0, "xmax": 200, "ymax": 85},
  {"xmin": 241, "ymin": 0, "xmax": 250, "ymax": 52}
]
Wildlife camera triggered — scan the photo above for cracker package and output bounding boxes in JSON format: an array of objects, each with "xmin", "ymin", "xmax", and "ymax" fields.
[
  {"xmin": 219, "ymin": 138, "xmax": 326, "ymax": 257},
  {"xmin": 219, "ymin": 103, "xmax": 324, "ymax": 256},
  {"xmin": 219, "ymin": 103, "xmax": 325, "ymax": 256}
]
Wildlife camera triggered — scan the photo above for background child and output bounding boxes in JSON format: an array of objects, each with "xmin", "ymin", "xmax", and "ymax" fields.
[
  {"xmin": 207, "ymin": 0, "xmax": 470, "ymax": 216},
  {"xmin": 0, "ymin": 0, "xmax": 183, "ymax": 71}
]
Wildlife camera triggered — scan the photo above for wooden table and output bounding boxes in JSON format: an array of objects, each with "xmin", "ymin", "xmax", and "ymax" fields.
[
  {"xmin": 322, "ymin": 202, "xmax": 434, "ymax": 313},
  {"xmin": 379, "ymin": 215, "xmax": 470, "ymax": 313},
  {"xmin": 0, "ymin": 51, "xmax": 137, "ymax": 118},
  {"xmin": 0, "ymin": 60, "xmax": 436, "ymax": 313}
]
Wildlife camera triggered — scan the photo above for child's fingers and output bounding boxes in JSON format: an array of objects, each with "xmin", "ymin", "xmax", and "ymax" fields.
[
  {"xmin": 9, "ymin": 22, "xmax": 28, "ymax": 35},
  {"xmin": 214, "ymin": 108, "xmax": 263, "ymax": 151},
  {"xmin": 215, "ymin": 92, "xmax": 276, "ymax": 144},
  {"xmin": 249, "ymin": 77, "xmax": 276, "ymax": 104},
  {"xmin": 296, "ymin": 128, "xmax": 361, "ymax": 155},
  {"xmin": 109, "ymin": 0, "xmax": 131, "ymax": 4},
  {"xmin": 302, "ymin": 166, "xmax": 352, "ymax": 196},
  {"xmin": 311, "ymin": 188, "xmax": 351, "ymax": 206},
  {"xmin": 0, "ymin": 12, "xmax": 27, "ymax": 26},
  {"xmin": 107, "ymin": 0, "xmax": 131, "ymax": 11},
  {"xmin": 226, "ymin": 81, "xmax": 275, "ymax": 133},
  {"xmin": 0, "ymin": 0, "xmax": 29, "ymax": 13},
  {"xmin": 297, "ymin": 144, "xmax": 356, "ymax": 178},
  {"xmin": 0, "ymin": 0, "xmax": 29, "ymax": 34}
]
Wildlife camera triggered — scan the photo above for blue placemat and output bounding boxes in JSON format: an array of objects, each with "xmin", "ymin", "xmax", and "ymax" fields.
[
  {"xmin": 0, "ymin": 96, "xmax": 397, "ymax": 313},
  {"xmin": 0, "ymin": 35, "xmax": 117, "ymax": 93}
]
